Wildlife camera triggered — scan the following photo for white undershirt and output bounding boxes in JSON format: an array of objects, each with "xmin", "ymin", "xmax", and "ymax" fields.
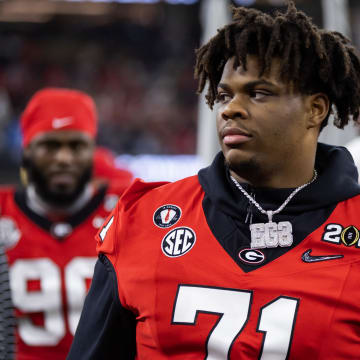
[{"xmin": 26, "ymin": 183, "xmax": 93, "ymax": 218}]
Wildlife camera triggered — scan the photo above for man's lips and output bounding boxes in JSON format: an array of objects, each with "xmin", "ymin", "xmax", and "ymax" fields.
[
  {"xmin": 221, "ymin": 127, "xmax": 252, "ymax": 145},
  {"xmin": 49, "ymin": 172, "xmax": 77, "ymax": 186}
]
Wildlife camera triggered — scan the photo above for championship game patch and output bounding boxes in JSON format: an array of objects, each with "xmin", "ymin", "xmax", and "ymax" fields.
[
  {"xmin": 322, "ymin": 223, "xmax": 360, "ymax": 247},
  {"xmin": 0, "ymin": 217, "xmax": 21, "ymax": 249},
  {"xmin": 153, "ymin": 204, "xmax": 181, "ymax": 228},
  {"xmin": 238, "ymin": 248, "xmax": 265, "ymax": 265},
  {"xmin": 161, "ymin": 227, "xmax": 196, "ymax": 257}
]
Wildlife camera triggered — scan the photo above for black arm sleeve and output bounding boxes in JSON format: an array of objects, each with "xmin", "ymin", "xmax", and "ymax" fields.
[
  {"xmin": 0, "ymin": 246, "xmax": 15, "ymax": 360},
  {"xmin": 67, "ymin": 254, "xmax": 136, "ymax": 360}
]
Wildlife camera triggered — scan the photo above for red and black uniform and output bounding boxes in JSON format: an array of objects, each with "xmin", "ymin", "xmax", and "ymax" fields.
[
  {"xmin": 68, "ymin": 143, "xmax": 360, "ymax": 359},
  {"xmin": 2, "ymin": 182, "xmax": 129, "ymax": 360}
]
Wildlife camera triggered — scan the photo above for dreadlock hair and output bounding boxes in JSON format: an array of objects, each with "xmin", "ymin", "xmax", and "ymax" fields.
[{"xmin": 195, "ymin": 0, "xmax": 360, "ymax": 130}]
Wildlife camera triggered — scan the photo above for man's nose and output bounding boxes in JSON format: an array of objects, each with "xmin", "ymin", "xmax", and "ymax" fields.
[
  {"xmin": 221, "ymin": 97, "xmax": 249, "ymax": 121},
  {"xmin": 53, "ymin": 146, "xmax": 75, "ymax": 165}
]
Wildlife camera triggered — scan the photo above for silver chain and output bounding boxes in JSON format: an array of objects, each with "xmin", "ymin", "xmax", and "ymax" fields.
[{"xmin": 230, "ymin": 169, "xmax": 318, "ymax": 222}]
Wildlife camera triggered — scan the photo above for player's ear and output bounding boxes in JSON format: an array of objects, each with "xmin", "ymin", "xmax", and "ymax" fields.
[
  {"xmin": 307, "ymin": 93, "xmax": 330, "ymax": 129},
  {"xmin": 20, "ymin": 152, "xmax": 30, "ymax": 186}
]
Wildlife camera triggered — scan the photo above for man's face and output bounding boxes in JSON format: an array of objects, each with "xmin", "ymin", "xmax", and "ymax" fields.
[
  {"xmin": 24, "ymin": 130, "xmax": 95, "ymax": 205},
  {"xmin": 216, "ymin": 55, "xmax": 314, "ymax": 185}
]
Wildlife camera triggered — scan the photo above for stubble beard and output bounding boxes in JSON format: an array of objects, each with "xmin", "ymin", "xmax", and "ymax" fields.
[{"xmin": 225, "ymin": 155, "xmax": 270, "ymax": 186}]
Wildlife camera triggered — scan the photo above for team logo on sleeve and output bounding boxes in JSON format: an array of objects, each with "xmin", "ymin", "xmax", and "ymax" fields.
[
  {"xmin": 0, "ymin": 217, "xmax": 21, "ymax": 249},
  {"xmin": 153, "ymin": 204, "xmax": 181, "ymax": 228},
  {"xmin": 161, "ymin": 227, "xmax": 196, "ymax": 257}
]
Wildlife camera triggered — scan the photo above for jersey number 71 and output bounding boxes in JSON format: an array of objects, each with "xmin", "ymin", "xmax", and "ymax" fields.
[{"xmin": 172, "ymin": 284, "xmax": 299, "ymax": 359}]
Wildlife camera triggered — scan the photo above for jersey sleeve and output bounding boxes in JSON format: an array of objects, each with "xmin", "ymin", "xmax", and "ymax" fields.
[
  {"xmin": 69, "ymin": 179, "xmax": 171, "ymax": 359},
  {"xmin": 96, "ymin": 178, "xmax": 169, "ymax": 256},
  {"xmin": 66, "ymin": 255, "xmax": 136, "ymax": 360},
  {"xmin": 69, "ymin": 180, "xmax": 168, "ymax": 359}
]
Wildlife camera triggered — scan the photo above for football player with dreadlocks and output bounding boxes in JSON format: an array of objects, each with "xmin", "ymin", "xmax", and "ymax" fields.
[{"xmin": 68, "ymin": 1, "xmax": 360, "ymax": 359}]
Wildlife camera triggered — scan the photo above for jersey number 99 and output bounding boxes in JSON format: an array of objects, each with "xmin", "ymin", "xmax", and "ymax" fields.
[{"xmin": 10, "ymin": 257, "xmax": 96, "ymax": 346}]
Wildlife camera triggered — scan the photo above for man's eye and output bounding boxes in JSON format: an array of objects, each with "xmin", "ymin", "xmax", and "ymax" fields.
[
  {"xmin": 42, "ymin": 142, "xmax": 59, "ymax": 151},
  {"xmin": 251, "ymin": 91, "xmax": 271, "ymax": 100},
  {"xmin": 71, "ymin": 142, "xmax": 86, "ymax": 151},
  {"xmin": 216, "ymin": 93, "xmax": 232, "ymax": 103}
]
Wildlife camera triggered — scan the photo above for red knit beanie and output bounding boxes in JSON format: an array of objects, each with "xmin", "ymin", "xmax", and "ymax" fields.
[{"xmin": 21, "ymin": 88, "xmax": 98, "ymax": 147}]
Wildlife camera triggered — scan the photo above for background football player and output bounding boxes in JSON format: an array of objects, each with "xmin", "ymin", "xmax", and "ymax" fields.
[{"xmin": 1, "ymin": 88, "xmax": 132, "ymax": 360}]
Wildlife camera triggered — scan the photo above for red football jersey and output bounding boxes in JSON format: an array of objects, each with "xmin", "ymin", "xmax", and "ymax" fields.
[
  {"xmin": 98, "ymin": 177, "xmax": 360, "ymax": 359},
  {"xmin": 2, "ymin": 183, "xmax": 126, "ymax": 360}
]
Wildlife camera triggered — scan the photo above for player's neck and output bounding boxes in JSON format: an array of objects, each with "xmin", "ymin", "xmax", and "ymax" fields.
[
  {"xmin": 230, "ymin": 162, "xmax": 316, "ymax": 189},
  {"xmin": 25, "ymin": 183, "xmax": 94, "ymax": 218}
]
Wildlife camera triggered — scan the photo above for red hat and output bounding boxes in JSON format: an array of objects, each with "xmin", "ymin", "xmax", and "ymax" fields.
[{"xmin": 20, "ymin": 87, "xmax": 98, "ymax": 147}]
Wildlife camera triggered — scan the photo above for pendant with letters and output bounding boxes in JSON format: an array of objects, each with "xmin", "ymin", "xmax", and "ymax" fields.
[{"xmin": 250, "ymin": 221, "xmax": 293, "ymax": 249}]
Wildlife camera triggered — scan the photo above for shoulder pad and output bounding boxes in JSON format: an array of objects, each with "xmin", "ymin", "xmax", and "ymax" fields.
[
  {"xmin": 96, "ymin": 178, "xmax": 169, "ymax": 255},
  {"xmin": 120, "ymin": 178, "xmax": 169, "ymax": 209},
  {"xmin": 105, "ymin": 176, "xmax": 133, "ymax": 196}
]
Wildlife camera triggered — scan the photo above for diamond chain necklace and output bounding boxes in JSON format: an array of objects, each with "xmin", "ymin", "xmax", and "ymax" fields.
[{"xmin": 230, "ymin": 169, "xmax": 318, "ymax": 249}]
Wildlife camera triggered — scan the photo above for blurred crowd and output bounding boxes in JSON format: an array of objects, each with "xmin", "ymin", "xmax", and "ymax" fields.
[{"xmin": 0, "ymin": 2, "xmax": 200, "ymax": 183}]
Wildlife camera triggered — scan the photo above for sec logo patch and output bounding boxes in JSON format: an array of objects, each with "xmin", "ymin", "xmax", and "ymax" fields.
[
  {"xmin": 153, "ymin": 204, "xmax": 181, "ymax": 228},
  {"xmin": 161, "ymin": 227, "xmax": 196, "ymax": 257}
]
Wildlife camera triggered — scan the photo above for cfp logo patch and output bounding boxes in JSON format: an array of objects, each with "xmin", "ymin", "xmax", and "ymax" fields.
[
  {"xmin": 153, "ymin": 204, "xmax": 181, "ymax": 228},
  {"xmin": 161, "ymin": 227, "xmax": 196, "ymax": 257},
  {"xmin": 322, "ymin": 223, "xmax": 360, "ymax": 247}
]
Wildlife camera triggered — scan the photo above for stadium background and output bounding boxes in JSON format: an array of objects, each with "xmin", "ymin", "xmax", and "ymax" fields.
[{"xmin": 0, "ymin": 0, "xmax": 359, "ymax": 183}]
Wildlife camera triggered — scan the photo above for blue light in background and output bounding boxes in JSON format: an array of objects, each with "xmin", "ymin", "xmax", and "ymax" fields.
[
  {"xmin": 60, "ymin": 0, "xmax": 198, "ymax": 3},
  {"xmin": 233, "ymin": 0, "xmax": 256, "ymax": 6}
]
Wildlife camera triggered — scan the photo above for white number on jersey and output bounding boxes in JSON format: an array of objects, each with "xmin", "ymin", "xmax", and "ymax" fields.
[
  {"xmin": 172, "ymin": 285, "xmax": 299, "ymax": 359},
  {"xmin": 10, "ymin": 257, "xmax": 96, "ymax": 346}
]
